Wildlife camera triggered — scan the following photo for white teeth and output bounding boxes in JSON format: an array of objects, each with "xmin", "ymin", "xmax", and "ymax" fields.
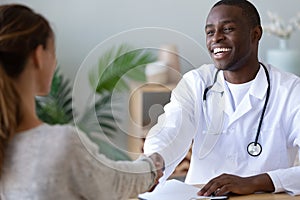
[{"xmin": 213, "ymin": 48, "xmax": 231, "ymax": 54}]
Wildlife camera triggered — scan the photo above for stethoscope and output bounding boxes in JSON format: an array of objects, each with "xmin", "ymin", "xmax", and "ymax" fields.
[{"xmin": 203, "ymin": 62, "xmax": 270, "ymax": 157}]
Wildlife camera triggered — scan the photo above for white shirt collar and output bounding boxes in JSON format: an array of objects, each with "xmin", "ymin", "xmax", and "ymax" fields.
[{"xmin": 211, "ymin": 63, "xmax": 269, "ymax": 100}]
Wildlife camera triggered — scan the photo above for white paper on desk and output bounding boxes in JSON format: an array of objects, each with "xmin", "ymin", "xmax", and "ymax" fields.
[{"xmin": 138, "ymin": 179, "xmax": 204, "ymax": 200}]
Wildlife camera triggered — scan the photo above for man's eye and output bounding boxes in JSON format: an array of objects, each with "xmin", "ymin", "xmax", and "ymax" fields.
[
  {"xmin": 224, "ymin": 27, "xmax": 234, "ymax": 33},
  {"xmin": 206, "ymin": 30, "xmax": 214, "ymax": 36}
]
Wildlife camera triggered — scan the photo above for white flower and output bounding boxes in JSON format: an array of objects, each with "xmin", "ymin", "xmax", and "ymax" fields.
[{"xmin": 263, "ymin": 11, "xmax": 300, "ymax": 39}]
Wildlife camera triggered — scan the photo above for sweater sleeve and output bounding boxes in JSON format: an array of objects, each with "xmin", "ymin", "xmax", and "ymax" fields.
[{"xmin": 66, "ymin": 127, "xmax": 156, "ymax": 200}]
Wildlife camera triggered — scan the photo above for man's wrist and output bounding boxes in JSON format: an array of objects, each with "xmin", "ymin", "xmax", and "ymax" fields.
[{"xmin": 249, "ymin": 173, "xmax": 275, "ymax": 193}]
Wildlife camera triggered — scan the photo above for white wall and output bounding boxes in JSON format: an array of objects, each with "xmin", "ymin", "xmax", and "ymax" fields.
[
  {"xmin": 1, "ymin": 0, "xmax": 300, "ymax": 149},
  {"xmin": 2, "ymin": 0, "xmax": 300, "ymax": 79}
]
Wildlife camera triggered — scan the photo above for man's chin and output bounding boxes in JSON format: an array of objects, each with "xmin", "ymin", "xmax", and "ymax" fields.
[{"xmin": 213, "ymin": 63, "xmax": 226, "ymax": 70}]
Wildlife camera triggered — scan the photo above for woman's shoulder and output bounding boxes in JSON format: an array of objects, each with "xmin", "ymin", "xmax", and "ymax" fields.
[
  {"xmin": 12, "ymin": 123, "xmax": 75, "ymax": 143},
  {"xmin": 37, "ymin": 123, "xmax": 78, "ymax": 142},
  {"xmin": 19, "ymin": 123, "xmax": 89, "ymax": 151},
  {"xmin": 46, "ymin": 124, "xmax": 100, "ymax": 156},
  {"xmin": 42, "ymin": 124, "xmax": 91, "ymax": 147}
]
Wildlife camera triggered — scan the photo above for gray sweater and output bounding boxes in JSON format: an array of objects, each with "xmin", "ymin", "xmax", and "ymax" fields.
[{"xmin": 0, "ymin": 124, "xmax": 155, "ymax": 200}]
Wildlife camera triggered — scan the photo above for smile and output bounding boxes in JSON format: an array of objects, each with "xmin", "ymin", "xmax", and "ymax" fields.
[{"xmin": 213, "ymin": 48, "xmax": 232, "ymax": 55}]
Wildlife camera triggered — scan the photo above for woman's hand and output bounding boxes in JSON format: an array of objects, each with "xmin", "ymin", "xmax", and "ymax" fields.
[{"xmin": 197, "ymin": 173, "xmax": 275, "ymax": 196}]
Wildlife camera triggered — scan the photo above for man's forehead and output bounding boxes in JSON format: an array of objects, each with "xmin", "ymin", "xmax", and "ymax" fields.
[{"xmin": 206, "ymin": 5, "xmax": 243, "ymax": 24}]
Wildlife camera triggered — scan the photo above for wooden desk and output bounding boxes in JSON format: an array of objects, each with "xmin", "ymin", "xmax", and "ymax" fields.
[
  {"xmin": 191, "ymin": 184, "xmax": 300, "ymax": 200},
  {"xmin": 131, "ymin": 183, "xmax": 300, "ymax": 200},
  {"xmin": 227, "ymin": 193, "xmax": 300, "ymax": 199},
  {"xmin": 131, "ymin": 193, "xmax": 300, "ymax": 200}
]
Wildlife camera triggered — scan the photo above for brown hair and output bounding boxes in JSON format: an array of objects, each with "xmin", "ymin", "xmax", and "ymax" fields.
[{"xmin": 0, "ymin": 4, "xmax": 53, "ymax": 174}]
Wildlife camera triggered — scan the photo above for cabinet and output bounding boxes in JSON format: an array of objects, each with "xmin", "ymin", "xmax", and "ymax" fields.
[
  {"xmin": 128, "ymin": 83, "xmax": 174, "ymax": 158},
  {"xmin": 128, "ymin": 82, "xmax": 191, "ymax": 179}
]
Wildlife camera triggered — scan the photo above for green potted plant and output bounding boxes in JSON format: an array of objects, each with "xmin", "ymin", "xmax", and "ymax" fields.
[{"xmin": 36, "ymin": 44, "xmax": 156, "ymax": 161}]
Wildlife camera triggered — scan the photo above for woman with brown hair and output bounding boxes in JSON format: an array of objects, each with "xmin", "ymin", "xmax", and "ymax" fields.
[{"xmin": 0, "ymin": 4, "xmax": 163, "ymax": 199}]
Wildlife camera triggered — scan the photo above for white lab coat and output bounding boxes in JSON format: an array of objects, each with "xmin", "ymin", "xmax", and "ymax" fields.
[{"xmin": 144, "ymin": 64, "xmax": 300, "ymax": 195}]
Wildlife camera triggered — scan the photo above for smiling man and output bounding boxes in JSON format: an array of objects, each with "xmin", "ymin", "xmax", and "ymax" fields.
[{"xmin": 144, "ymin": 0, "xmax": 300, "ymax": 197}]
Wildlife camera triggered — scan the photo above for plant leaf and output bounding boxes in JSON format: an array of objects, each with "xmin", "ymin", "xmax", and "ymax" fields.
[
  {"xmin": 35, "ymin": 68, "xmax": 73, "ymax": 125},
  {"xmin": 90, "ymin": 44, "xmax": 156, "ymax": 94}
]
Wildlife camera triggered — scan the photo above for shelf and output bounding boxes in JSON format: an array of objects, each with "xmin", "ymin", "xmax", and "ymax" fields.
[
  {"xmin": 128, "ymin": 82, "xmax": 192, "ymax": 179},
  {"xmin": 128, "ymin": 83, "xmax": 175, "ymax": 159}
]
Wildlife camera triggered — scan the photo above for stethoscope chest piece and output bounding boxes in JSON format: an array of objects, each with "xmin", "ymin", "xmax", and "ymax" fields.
[
  {"xmin": 247, "ymin": 142, "xmax": 262, "ymax": 157},
  {"xmin": 203, "ymin": 62, "xmax": 269, "ymax": 158}
]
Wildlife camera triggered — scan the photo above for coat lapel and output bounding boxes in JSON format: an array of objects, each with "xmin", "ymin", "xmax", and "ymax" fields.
[{"xmin": 225, "ymin": 66, "xmax": 269, "ymax": 126}]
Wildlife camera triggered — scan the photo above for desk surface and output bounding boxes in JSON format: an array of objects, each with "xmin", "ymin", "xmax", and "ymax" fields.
[
  {"xmin": 132, "ymin": 182, "xmax": 300, "ymax": 200},
  {"xmin": 227, "ymin": 193, "xmax": 300, "ymax": 200},
  {"xmin": 131, "ymin": 193, "xmax": 300, "ymax": 200},
  {"xmin": 131, "ymin": 182, "xmax": 300, "ymax": 200}
]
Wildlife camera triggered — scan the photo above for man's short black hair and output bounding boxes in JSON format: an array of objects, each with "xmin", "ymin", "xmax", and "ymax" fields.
[{"xmin": 213, "ymin": 0, "xmax": 261, "ymax": 27}]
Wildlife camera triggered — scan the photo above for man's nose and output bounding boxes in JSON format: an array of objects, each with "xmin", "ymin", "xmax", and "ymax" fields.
[{"xmin": 212, "ymin": 31, "xmax": 225, "ymax": 43}]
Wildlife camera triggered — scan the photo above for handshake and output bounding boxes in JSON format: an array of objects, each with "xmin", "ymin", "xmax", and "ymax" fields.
[{"xmin": 147, "ymin": 153, "xmax": 165, "ymax": 192}]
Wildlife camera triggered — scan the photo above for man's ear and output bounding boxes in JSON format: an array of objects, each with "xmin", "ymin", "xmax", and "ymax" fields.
[
  {"xmin": 32, "ymin": 44, "xmax": 44, "ymax": 70},
  {"xmin": 252, "ymin": 25, "xmax": 262, "ymax": 42}
]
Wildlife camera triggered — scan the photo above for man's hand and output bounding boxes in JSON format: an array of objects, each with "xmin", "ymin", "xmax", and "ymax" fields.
[
  {"xmin": 197, "ymin": 173, "xmax": 275, "ymax": 196},
  {"xmin": 148, "ymin": 153, "xmax": 165, "ymax": 191}
]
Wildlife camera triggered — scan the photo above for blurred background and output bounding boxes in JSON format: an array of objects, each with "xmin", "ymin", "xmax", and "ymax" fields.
[
  {"xmin": 2, "ymin": 0, "xmax": 299, "ymax": 80},
  {"xmin": 1, "ymin": 0, "xmax": 300, "ymax": 160}
]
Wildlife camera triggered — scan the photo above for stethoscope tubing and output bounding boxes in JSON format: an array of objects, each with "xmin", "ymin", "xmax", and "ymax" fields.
[
  {"xmin": 253, "ymin": 64, "xmax": 270, "ymax": 146},
  {"xmin": 202, "ymin": 62, "xmax": 270, "ymax": 157}
]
